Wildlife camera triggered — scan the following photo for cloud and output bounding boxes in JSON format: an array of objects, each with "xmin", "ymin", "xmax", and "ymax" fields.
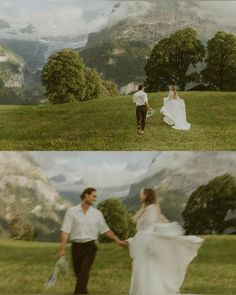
[
  {"xmin": 28, "ymin": 151, "xmax": 156, "ymax": 191},
  {"xmin": 50, "ymin": 174, "xmax": 67, "ymax": 182},
  {"xmin": 0, "ymin": 0, "xmax": 112, "ymax": 37},
  {"xmin": 198, "ymin": 1, "xmax": 236, "ymax": 27},
  {"xmin": 0, "ymin": 0, "xmax": 154, "ymax": 38},
  {"xmin": 0, "ymin": 0, "xmax": 236, "ymax": 40},
  {"xmin": 74, "ymin": 178, "xmax": 86, "ymax": 185}
]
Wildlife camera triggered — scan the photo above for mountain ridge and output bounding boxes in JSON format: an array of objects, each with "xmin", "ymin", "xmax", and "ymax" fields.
[{"xmin": 0, "ymin": 152, "xmax": 71, "ymax": 241}]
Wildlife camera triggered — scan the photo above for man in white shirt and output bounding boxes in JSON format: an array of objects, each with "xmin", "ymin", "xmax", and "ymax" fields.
[
  {"xmin": 60, "ymin": 187, "xmax": 126, "ymax": 294},
  {"xmin": 133, "ymin": 84, "xmax": 151, "ymax": 135}
]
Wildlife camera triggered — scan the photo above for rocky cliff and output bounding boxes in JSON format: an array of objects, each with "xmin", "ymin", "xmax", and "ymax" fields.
[
  {"xmin": 86, "ymin": 0, "xmax": 230, "ymax": 49},
  {"xmin": 0, "ymin": 45, "xmax": 24, "ymax": 89},
  {"xmin": 0, "ymin": 152, "xmax": 70, "ymax": 241}
]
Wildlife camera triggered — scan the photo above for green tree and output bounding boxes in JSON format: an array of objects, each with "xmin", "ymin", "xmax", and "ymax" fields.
[
  {"xmin": 202, "ymin": 31, "xmax": 236, "ymax": 91},
  {"xmin": 145, "ymin": 27, "xmax": 206, "ymax": 91},
  {"xmin": 83, "ymin": 67, "xmax": 103, "ymax": 100},
  {"xmin": 42, "ymin": 49, "xmax": 86, "ymax": 104},
  {"xmin": 183, "ymin": 174, "xmax": 236, "ymax": 234},
  {"xmin": 97, "ymin": 198, "xmax": 135, "ymax": 242},
  {"xmin": 102, "ymin": 79, "xmax": 119, "ymax": 97}
]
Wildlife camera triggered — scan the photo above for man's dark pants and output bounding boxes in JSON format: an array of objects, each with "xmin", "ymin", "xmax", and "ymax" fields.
[
  {"xmin": 136, "ymin": 105, "xmax": 148, "ymax": 131},
  {"xmin": 71, "ymin": 241, "xmax": 98, "ymax": 294}
]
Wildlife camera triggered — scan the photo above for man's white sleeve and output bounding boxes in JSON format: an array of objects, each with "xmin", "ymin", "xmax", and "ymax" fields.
[
  {"xmin": 61, "ymin": 209, "xmax": 73, "ymax": 234},
  {"xmin": 99, "ymin": 212, "xmax": 110, "ymax": 234}
]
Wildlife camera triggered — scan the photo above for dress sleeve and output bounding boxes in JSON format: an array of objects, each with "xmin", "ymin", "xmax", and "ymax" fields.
[
  {"xmin": 61, "ymin": 208, "xmax": 73, "ymax": 234},
  {"xmin": 99, "ymin": 212, "xmax": 110, "ymax": 234},
  {"xmin": 140, "ymin": 205, "xmax": 159, "ymax": 229},
  {"xmin": 156, "ymin": 205, "xmax": 169, "ymax": 223}
]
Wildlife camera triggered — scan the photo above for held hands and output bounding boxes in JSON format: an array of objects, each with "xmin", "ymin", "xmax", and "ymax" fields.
[{"xmin": 117, "ymin": 240, "xmax": 129, "ymax": 248}]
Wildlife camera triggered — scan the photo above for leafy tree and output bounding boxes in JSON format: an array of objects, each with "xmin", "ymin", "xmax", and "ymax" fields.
[
  {"xmin": 42, "ymin": 49, "xmax": 86, "ymax": 103},
  {"xmin": 102, "ymin": 79, "xmax": 119, "ymax": 97},
  {"xmin": 83, "ymin": 67, "xmax": 118, "ymax": 100},
  {"xmin": 97, "ymin": 198, "xmax": 135, "ymax": 242},
  {"xmin": 42, "ymin": 49, "xmax": 118, "ymax": 104},
  {"xmin": 183, "ymin": 174, "xmax": 236, "ymax": 234},
  {"xmin": 145, "ymin": 27, "xmax": 206, "ymax": 91},
  {"xmin": 202, "ymin": 31, "xmax": 236, "ymax": 91},
  {"xmin": 83, "ymin": 67, "xmax": 104, "ymax": 101}
]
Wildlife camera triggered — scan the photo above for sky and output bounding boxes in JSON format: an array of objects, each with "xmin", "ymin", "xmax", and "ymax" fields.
[
  {"xmin": 0, "ymin": 1, "xmax": 236, "ymax": 38},
  {"xmin": 29, "ymin": 151, "xmax": 158, "ymax": 191},
  {"xmin": 28, "ymin": 151, "xmax": 236, "ymax": 194},
  {"xmin": 0, "ymin": 0, "xmax": 152, "ymax": 38}
]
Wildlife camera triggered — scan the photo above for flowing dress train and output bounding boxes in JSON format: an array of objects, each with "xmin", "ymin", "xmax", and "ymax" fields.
[{"xmin": 128, "ymin": 204, "xmax": 203, "ymax": 295}]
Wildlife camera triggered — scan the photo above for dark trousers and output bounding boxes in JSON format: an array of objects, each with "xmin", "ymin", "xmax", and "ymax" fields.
[
  {"xmin": 136, "ymin": 105, "xmax": 147, "ymax": 131},
  {"xmin": 71, "ymin": 241, "xmax": 97, "ymax": 294}
]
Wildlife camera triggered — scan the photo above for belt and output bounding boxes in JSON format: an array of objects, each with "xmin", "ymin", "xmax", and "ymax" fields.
[{"xmin": 72, "ymin": 240, "xmax": 95, "ymax": 245}]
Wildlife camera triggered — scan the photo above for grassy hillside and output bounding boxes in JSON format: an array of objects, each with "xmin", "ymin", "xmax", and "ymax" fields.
[
  {"xmin": 0, "ymin": 236, "xmax": 235, "ymax": 294},
  {"xmin": 0, "ymin": 92, "xmax": 235, "ymax": 150}
]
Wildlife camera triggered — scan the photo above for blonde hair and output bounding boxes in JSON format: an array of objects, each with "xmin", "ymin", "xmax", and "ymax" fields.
[
  {"xmin": 169, "ymin": 85, "xmax": 178, "ymax": 99},
  {"xmin": 132, "ymin": 188, "xmax": 159, "ymax": 222}
]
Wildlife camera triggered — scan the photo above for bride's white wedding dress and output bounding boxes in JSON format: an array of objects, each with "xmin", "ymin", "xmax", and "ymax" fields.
[
  {"xmin": 128, "ymin": 204, "xmax": 203, "ymax": 295},
  {"xmin": 160, "ymin": 91, "xmax": 191, "ymax": 130}
]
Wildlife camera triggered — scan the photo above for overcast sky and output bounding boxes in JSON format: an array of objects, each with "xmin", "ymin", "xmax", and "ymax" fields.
[
  {"xmin": 0, "ymin": 1, "xmax": 236, "ymax": 38},
  {"xmin": 28, "ymin": 151, "xmax": 236, "ymax": 193},
  {"xmin": 29, "ymin": 151, "xmax": 158, "ymax": 191}
]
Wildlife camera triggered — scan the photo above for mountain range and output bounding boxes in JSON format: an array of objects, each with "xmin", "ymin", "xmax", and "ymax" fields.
[
  {"xmin": 1, "ymin": 0, "xmax": 236, "ymax": 98},
  {"xmin": 0, "ymin": 152, "xmax": 71, "ymax": 241},
  {"xmin": 123, "ymin": 152, "xmax": 236, "ymax": 222}
]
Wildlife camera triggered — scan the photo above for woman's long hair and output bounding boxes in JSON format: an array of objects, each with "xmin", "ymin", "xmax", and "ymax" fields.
[
  {"xmin": 132, "ymin": 188, "xmax": 159, "ymax": 222},
  {"xmin": 169, "ymin": 85, "xmax": 178, "ymax": 99}
]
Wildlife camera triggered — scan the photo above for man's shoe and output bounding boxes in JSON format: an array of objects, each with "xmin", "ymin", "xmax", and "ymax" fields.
[{"xmin": 138, "ymin": 130, "xmax": 143, "ymax": 135}]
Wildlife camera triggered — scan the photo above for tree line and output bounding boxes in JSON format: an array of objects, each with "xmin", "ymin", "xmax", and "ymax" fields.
[
  {"xmin": 41, "ymin": 28, "xmax": 236, "ymax": 104},
  {"xmin": 145, "ymin": 28, "xmax": 236, "ymax": 91}
]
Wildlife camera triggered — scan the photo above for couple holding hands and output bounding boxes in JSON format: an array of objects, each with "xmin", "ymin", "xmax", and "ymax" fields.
[{"xmin": 60, "ymin": 187, "xmax": 203, "ymax": 295}]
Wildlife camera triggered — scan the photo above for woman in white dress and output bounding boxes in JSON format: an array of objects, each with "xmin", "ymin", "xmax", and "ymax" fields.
[
  {"xmin": 160, "ymin": 85, "xmax": 191, "ymax": 130},
  {"xmin": 126, "ymin": 188, "xmax": 203, "ymax": 295}
]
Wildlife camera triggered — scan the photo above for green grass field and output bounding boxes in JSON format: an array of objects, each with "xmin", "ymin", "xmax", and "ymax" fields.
[
  {"xmin": 0, "ymin": 236, "xmax": 235, "ymax": 294},
  {"xmin": 0, "ymin": 92, "xmax": 235, "ymax": 150}
]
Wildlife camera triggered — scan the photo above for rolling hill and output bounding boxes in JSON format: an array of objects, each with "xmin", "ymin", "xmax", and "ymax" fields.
[{"xmin": 0, "ymin": 92, "xmax": 235, "ymax": 151}]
